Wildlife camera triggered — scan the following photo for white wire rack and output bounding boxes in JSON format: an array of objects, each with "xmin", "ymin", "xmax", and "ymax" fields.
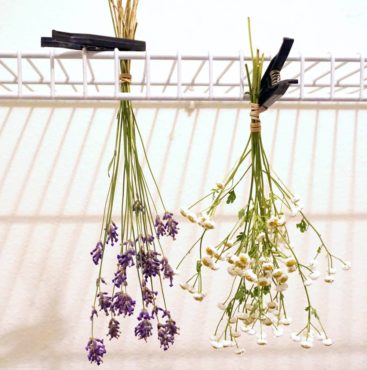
[{"xmin": 0, "ymin": 49, "xmax": 366, "ymax": 101}]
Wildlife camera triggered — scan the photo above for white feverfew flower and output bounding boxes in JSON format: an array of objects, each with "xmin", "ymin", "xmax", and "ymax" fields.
[
  {"xmin": 309, "ymin": 259, "xmax": 319, "ymax": 270},
  {"xmin": 202, "ymin": 255, "xmax": 213, "ymax": 268},
  {"xmin": 186, "ymin": 211, "xmax": 198, "ymax": 223},
  {"xmin": 202, "ymin": 220, "xmax": 216, "ymax": 230},
  {"xmin": 322, "ymin": 338, "xmax": 333, "ymax": 346},
  {"xmin": 229, "ymin": 317, "xmax": 237, "ymax": 324},
  {"xmin": 304, "ymin": 279, "xmax": 313, "ymax": 286},
  {"xmin": 300, "ymin": 340, "xmax": 313, "ymax": 349},
  {"xmin": 257, "ymin": 338, "xmax": 268, "ymax": 345},
  {"xmin": 210, "ymin": 340, "xmax": 223, "ymax": 349},
  {"xmin": 224, "ymin": 239, "xmax": 234, "ymax": 248},
  {"xmin": 179, "ymin": 207, "xmax": 188, "ymax": 217},
  {"xmin": 342, "ymin": 261, "xmax": 352, "ymax": 270},
  {"xmin": 217, "ymin": 302, "xmax": 226, "ymax": 311},
  {"xmin": 179, "ymin": 282, "xmax": 189, "ymax": 291},
  {"xmin": 231, "ymin": 331, "xmax": 241, "ymax": 338},
  {"xmin": 272, "ymin": 268, "xmax": 283, "ymax": 279},
  {"xmin": 222, "ymin": 340, "xmax": 235, "ymax": 348},
  {"xmin": 328, "ymin": 267, "xmax": 337, "ymax": 274},
  {"xmin": 291, "ymin": 332, "xmax": 301, "ymax": 342},
  {"xmin": 324, "ymin": 275, "xmax": 335, "ymax": 283},
  {"xmin": 236, "ymin": 313, "xmax": 248, "ymax": 321},
  {"xmin": 309, "ymin": 271, "xmax": 321, "ymax": 280},
  {"xmin": 227, "ymin": 265, "xmax": 237, "ymax": 277},
  {"xmin": 276, "ymin": 283, "xmax": 288, "ymax": 292},
  {"xmin": 234, "ymin": 348, "xmax": 245, "ymax": 355},
  {"xmin": 273, "ymin": 327, "xmax": 284, "ymax": 337},
  {"xmin": 247, "ymin": 328, "xmax": 256, "ymax": 335},
  {"xmin": 193, "ymin": 292, "xmax": 206, "ymax": 301},
  {"xmin": 279, "ymin": 317, "xmax": 292, "ymax": 326},
  {"xmin": 285, "ymin": 257, "xmax": 297, "ymax": 267}
]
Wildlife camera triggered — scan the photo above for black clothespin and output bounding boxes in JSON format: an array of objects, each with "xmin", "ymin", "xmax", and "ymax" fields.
[
  {"xmin": 259, "ymin": 38, "xmax": 298, "ymax": 111},
  {"xmin": 41, "ymin": 30, "xmax": 146, "ymax": 52}
]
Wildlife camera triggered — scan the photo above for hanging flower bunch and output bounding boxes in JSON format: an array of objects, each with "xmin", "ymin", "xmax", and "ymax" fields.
[
  {"xmin": 178, "ymin": 19, "xmax": 350, "ymax": 355},
  {"xmin": 86, "ymin": 0, "xmax": 179, "ymax": 365}
]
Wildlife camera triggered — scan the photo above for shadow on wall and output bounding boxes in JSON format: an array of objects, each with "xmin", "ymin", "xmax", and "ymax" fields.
[{"xmin": 0, "ymin": 101, "xmax": 366, "ymax": 369}]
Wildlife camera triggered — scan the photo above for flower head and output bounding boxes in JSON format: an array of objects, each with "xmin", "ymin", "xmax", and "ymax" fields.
[
  {"xmin": 163, "ymin": 212, "xmax": 179, "ymax": 240},
  {"xmin": 107, "ymin": 318, "xmax": 121, "ymax": 340},
  {"xmin": 134, "ymin": 310, "xmax": 153, "ymax": 341},
  {"xmin": 157, "ymin": 318, "xmax": 180, "ymax": 351},
  {"xmin": 137, "ymin": 250, "xmax": 161, "ymax": 281},
  {"xmin": 85, "ymin": 338, "xmax": 107, "ymax": 366},
  {"xmin": 142, "ymin": 282, "xmax": 158, "ymax": 306},
  {"xmin": 111, "ymin": 292, "xmax": 136, "ymax": 317},
  {"xmin": 106, "ymin": 222, "xmax": 119, "ymax": 246},
  {"xmin": 90, "ymin": 242, "xmax": 103, "ymax": 265},
  {"xmin": 161, "ymin": 257, "xmax": 175, "ymax": 286},
  {"xmin": 155, "ymin": 215, "xmax": 166, "ymax": 238},
  {"xmin": 97, "ymin": 292, "xmax": 112, "ymax": 315}
]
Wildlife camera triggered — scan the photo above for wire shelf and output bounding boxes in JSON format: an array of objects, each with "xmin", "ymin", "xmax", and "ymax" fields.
[{"xmin": 0, "ymin": 49, "xmax": 366, "ymax": 101}]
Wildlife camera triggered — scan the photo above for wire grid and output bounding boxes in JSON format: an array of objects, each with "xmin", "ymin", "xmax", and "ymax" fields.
[{"xmin": 0, "ymin": 49, "xmax": 365, "ymax": 101}]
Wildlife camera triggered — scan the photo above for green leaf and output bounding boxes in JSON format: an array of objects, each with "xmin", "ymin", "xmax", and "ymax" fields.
[
  {"xmin": 235, "ymin": 285, "xmax": 246, "ymax": 303},
  {"xmin": 252, "ymin": 286, "xmax": 260, "ymax": 298},
  {"xmin": 262, "ymin": 286, "xmax": 270, "ymax": 295},
  {"xmin": 311, "ymin": 308, "xmax": 320, "ymax": 319},
  {"xmin": 296, "ymin": 218, "xmax": 308, "ymax": 233},
  {"xmin": 196, "ymin": 260, "xmax": 202, "ymax": 273},
  {"xmin": 238, "ymin": 208, "xmax": 245, "ymax": 220},
  {"xmin": 225, "ymin": 300, "xmax": 234, "ymax": 316},
  {"xmin": 226, "ymin": 190, "xmax": 236, "ymax": 204}
]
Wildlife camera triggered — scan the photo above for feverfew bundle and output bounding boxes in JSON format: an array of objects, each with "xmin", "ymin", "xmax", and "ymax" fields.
[
  {"xmin": 86, "ymin": 0, "xmax": 179, "ymax": 365},
  {"xmin": 178, "ymin": 20, "xmax": 350, "ymax": 355}
]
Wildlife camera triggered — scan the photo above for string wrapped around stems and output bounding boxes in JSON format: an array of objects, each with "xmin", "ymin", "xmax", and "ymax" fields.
[
  {"xmin": 178, "ymin": 18, "xmax": 350, "ymax": 354},
  {"xmin": 86, "ymin": 1, "xmax": 179, "ymax": 365}
]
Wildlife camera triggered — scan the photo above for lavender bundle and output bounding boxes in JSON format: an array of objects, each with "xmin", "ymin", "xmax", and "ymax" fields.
[
  {"xmin": 178, "ymin": 19, "xmax": 350, "ymax": 354},
  {"xmin": 86, "ymin": 1, "xmax": 179, "ymax": 365}
]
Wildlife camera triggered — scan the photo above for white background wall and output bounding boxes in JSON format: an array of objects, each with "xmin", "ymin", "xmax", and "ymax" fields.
[{"xmin": 0, "ymin": 1, "xmax": 367, "ymax": 370}]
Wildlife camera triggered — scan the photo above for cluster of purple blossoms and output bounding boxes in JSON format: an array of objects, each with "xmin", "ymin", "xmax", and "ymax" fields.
[
  {"xmin": 158, "ymin": 318, "xmax": 179, "ymax": 351},
  {"xmin": 107, "ymin": 318, "xmax": 121, "ymax": 340},
  {"xmin": 90, "ymin": 242, "xmax": 103, "ymax": 265},
  {"xmin": 97, "ymin": 292, "xmax": 112, "ymax": 315},
  {"xmin": 161, "ymin": 257, "xmax": 175, "ymax": 287},
  {"xmin": 134, "ymin": 310, "xmax": 153, "ymax": 341},
  {"xmin": 111, "ymin": 292, "xmax": 136, "ymax": 317},
  {"xmin": 137, "ymin": 250, "xmax": 161, "ymax": 281},
  {"xmin": 86, "ymin": 338, "xmax": 107, "ymax": 366},
  {"xmin": 112, "ymin": 248, "xmax": 136, "ymax": 288},
  {"xmin": 106, "ymin": 222, "xmax": 119, "ymax": 246},
  {"xmin": 142, "ymin": 282, "xmax": 158, "ymax": 306},
  {"xmin": 154, "ymin": 212, "xmax": 179, "ymax": 240}
]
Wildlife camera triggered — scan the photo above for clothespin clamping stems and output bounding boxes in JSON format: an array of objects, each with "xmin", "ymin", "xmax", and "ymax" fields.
[
  {"xmin": 41, "ymin": 30, "xmax": 146, "ymax": 51},
  {"xmin": 258, "ymin": 38, "xmax": 298, "ymax": 112}
]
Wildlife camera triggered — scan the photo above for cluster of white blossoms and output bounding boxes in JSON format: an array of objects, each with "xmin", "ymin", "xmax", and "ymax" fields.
[
  {"xmin": 178, "ymin": 194, "xmax": 351, "ymax": 355},
  {"xmin": 180, "ymin": 208, "xmax": 216, "ymax": 230}
]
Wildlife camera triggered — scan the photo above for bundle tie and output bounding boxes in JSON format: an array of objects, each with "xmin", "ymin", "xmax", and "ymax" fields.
[
  {"xmin": 250, "ymin": 103, "xmax": 261, "ymax": 133},
  {"xmin": 120, "ymin": 72, "xmax": 132, "ymax": 84}
]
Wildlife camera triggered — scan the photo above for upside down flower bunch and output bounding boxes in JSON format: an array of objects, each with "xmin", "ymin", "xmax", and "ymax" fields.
[
  {"xmin": 178, "ymin": 19, "xmax": 350, "ymax": 355},
  {"xmin": 86, "ymin": 0, "xmax": 179, "ymax": 365}
]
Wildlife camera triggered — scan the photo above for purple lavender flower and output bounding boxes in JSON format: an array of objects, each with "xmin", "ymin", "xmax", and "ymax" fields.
[
  {"xmin": 134, "ymin": 310, "xmax": 153, "ymax": 341},
  {"xmin": 112, "ymin": 249, "xmax": 136, "ymax": 288},
  {"xmin": 161, "ymin": 257, "xmax": 175, "ymax": 287},
  {"xmin": 90, "ymin": 242, "xmax": 103, "ymax": 265},
  {"xmin": 106, "ymin": 222, "xmax": 118, "ymax": 246},
  {"xmin": 141, "ymin": 234, "xmax": 155, "ymax": 245},
  {"xmin": 111, "ymin": 292, "xmax": 136, "ymax": 317},
  {"xmin": 117, "ymin": 248, "xmax": 136, "ymax": 268},
  {"xmin": 163, "ymin": 212, "xmax": 179, "ymax": 240},
  {"xmin": 157, "ymin": 319, "xmax": 179, "ymax": 351},
  {"xmin": 137, "ymin": 250, "xmax": 161, "ymax": 281},
  {"xmin": 97, "ymin": 292, "xmax": 112, "ymax": 315},
  {"xmin": 142, "ymin": 282, "xmax": 158, "ymax": 306},
  {"xmin": 85, "ymin": 337, "xmax": 107, "ymax": 366},
  {"xmin": 90, "ymin": 307, "xmax": 98, "ymax": 321},
  {"xmin": 107, "ymin": 318, "xmax": 121, "ymax": 340},
  {"xmin": 155, "ymin": 215, "xmax": 166, "ymax": 238},
  {"xmin": 112, "ymin": 268, "xmax": 127, "ymax": 288}
]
